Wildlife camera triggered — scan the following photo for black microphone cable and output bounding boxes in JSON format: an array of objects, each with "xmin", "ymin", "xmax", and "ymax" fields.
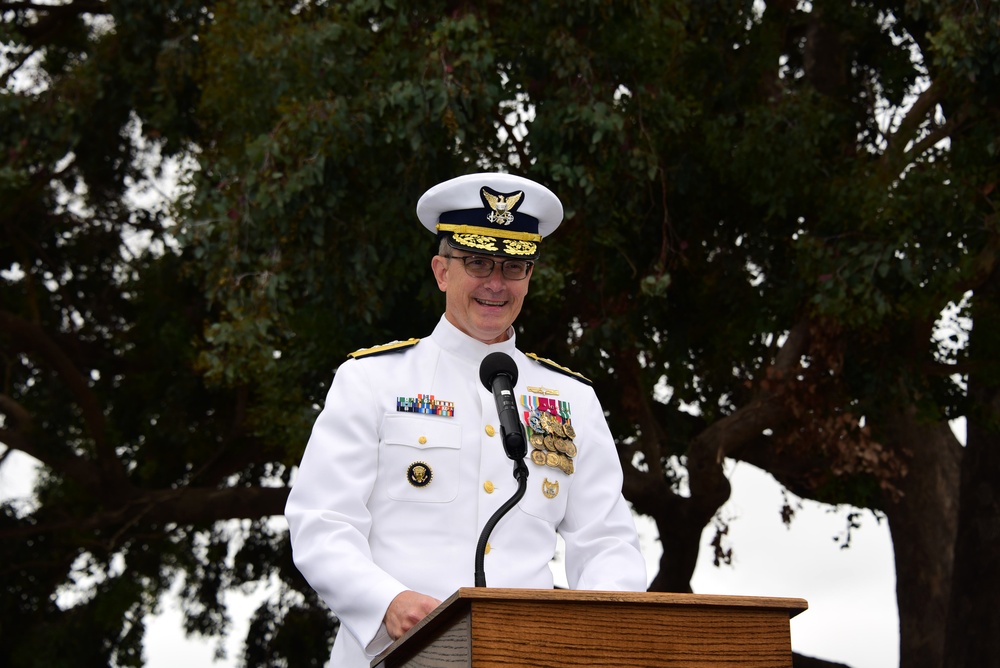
[{"xmin": 475, "ymin": 352, "xmax": 530, "ymax": 587}]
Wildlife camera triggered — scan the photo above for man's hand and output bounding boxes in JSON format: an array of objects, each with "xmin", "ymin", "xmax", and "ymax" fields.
[{"xmin": 383, "ymin": 590, "xmax": 442, "ymax": 640}]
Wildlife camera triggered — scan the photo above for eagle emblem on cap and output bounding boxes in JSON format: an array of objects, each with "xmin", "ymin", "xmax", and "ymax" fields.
[{"xmin": 482, "ymin": 188, "xmax": 523, "ymax": 226}]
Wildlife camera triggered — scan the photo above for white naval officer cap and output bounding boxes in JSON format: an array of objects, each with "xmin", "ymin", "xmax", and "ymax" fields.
[{"xmin": 416, "ymin": 172, "xmax": 564, "ymax": 260}]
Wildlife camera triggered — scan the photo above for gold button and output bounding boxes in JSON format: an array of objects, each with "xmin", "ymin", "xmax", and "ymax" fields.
[
  {"xmin": 485, "ymin": 542, "xmax": 492, "ymax": 555},
  {"xmin": 418, "ymin": 436, "xmax": 427, "ymax": 444},
  {"xmin": 484, "ymin": 481, "xmax": 495, "ymax": 494},
  {"xmin": 485, "ymin": 424, "xmax": 496, "ymax": 437}
]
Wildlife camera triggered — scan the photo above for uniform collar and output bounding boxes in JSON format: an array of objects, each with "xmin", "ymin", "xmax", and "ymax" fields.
[{"xmin": 430, "ymin": 315, "xmax": 517, "ymax": 365}]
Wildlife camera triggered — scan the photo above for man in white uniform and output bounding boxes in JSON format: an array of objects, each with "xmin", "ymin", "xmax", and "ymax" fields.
[{"xmin": 285, "ymin": 172, "xmax": 647, "ymax": 667}]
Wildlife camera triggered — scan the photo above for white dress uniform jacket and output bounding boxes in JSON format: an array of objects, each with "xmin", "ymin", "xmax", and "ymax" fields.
[{"xmin": 285, "ymin": 316, "xmax": 646, "ymax": 667}]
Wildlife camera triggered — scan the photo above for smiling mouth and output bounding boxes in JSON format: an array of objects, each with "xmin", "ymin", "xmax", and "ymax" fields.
[{"xmin": 475, "ymin": 298, "xmax": 507, "ymax": 307}]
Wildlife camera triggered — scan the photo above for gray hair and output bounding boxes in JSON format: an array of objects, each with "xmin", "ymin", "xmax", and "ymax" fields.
[{"xmin": 437, "ymin": 236, "xmax": 451, "ymax": 256}]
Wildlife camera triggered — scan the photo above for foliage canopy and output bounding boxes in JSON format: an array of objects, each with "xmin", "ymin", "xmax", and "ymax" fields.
[{"xmin": 2, "ymin": 1, "xmax": 998, "ymax": 666}]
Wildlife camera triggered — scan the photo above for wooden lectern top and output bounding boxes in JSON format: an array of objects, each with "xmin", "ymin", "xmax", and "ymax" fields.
[{"xmin": 373, "ymin": 588, "xmax": 808, "ymax": 667}]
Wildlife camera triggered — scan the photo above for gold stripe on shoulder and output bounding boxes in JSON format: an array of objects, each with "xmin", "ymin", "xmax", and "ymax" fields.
[
  {"xmin": 347, "ymin": 338, "xmax": 420, "ymax": 359},
  {"xmin": 525, "ymin": 352, "xmax": 592, "ymax": 386}
]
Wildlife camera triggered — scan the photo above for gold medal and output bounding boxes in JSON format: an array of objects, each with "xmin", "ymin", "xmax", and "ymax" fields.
[
  {"xmin": 531, "ymin": 450, "xmax": 547, "ymax": 466},
  {"xmin": 538, "ymin": 412, "xmax": 553, "ymax": 431},
  {"xmin": 563, "ymin": 421, "xmax": 576, "ymax": 439},
  {"xmin": 545, "ymin": 452, "xmax": 560, "ymax": 468},
  {"xmin": 530, "ymin": 433, "xmax": 546, "ymax": 449},
  {"xmin": 564, "ymin": 440, "xmax": 577, "ymax": 458}
]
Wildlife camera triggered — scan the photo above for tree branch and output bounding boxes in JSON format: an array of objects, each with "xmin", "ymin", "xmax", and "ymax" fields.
[
  {"xmin": 956, "ymin": 228, "xmax": 1000, "ymax": 295},
  {"xmin": 0, "ymin": 0, "xmax": 109, "ymax": 17},
  {"xmin": 611, "ymin": 352, "xmax": 676, "ymax": 515},
  {"xmin": 0, "ymin": 420, "xmax": 105, "ymax": 494},
  {"xmin": 904, "ymin": 116, "xmax": 959, "ymax": 161},
  {"xmin": 883, "ymin": 80, "xmax": 942, "ymax": 164},
  {"xmin": 0, "ymin": 309, "xmax": 129, "ymax": 489},
  {"xmin": 0, "ymin": 485, "xmax": 290, "ymax": 545},
  {"xmin": 2, "ymin": 0, "xmax": 112, "ymax": 47},
  {"xmin": 688, "ymin": 319, "xmax": 808, "ymax": 467}
]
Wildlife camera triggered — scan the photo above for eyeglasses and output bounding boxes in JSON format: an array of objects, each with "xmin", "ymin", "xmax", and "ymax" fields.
[{"xmin": 442, "ymin": 254, "xmax": 534, "ymax": 280}]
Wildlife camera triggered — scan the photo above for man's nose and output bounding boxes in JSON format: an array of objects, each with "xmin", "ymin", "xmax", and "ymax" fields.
[{"xmin": 483, "ymin": 262, "xmax": 507, "ymax": 286}]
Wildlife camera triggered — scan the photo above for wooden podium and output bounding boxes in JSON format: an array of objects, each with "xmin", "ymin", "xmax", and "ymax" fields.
[{"xmin": 372, "ymin": 587, "xmax": 808, "ymax": 667}]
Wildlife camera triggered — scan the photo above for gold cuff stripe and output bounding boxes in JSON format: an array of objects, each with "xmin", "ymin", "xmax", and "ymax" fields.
[{"xmin": 437, "ymin": 223, "xmax": 543, "ymax": 242}]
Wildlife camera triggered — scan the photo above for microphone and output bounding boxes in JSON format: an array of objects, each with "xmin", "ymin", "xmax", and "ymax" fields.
[
  {"xmin": 475, "ymin": 351, "xmax": 530, "ymax": 587},
  {"xmin": 479, "ymin": 352, "xmax": 527, "ymax": 462}
]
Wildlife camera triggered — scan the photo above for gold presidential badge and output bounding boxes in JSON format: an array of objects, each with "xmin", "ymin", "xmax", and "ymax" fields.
[
  {"xmin": 542, "ymin": 478, "xmax": 560, "ymax": 499},
  {"xmin": 406, "ymin": 461, "xmax": 432, "ymax": 487}
]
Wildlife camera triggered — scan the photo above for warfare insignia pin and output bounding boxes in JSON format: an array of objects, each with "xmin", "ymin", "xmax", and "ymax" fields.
[
  {"xmin": 406, "ymin": 461, "xmax": 433, "ymax": 487},
  {"xmin": 542, "ymin": 478, "xmax": 560, "ymax": 499}
]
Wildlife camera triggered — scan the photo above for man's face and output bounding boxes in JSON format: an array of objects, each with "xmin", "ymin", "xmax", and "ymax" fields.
[{"xmin": 431, "ymin": 252, "xmax": 532, "ymax": 344}]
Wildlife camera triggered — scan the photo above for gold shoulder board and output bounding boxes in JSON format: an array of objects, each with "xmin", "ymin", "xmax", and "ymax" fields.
[
  {"xmin": 525, "ymin": 352, "xmax": 592, "ymax": 386},
  {"xmin": 347, "ymin": 338, "xmax": 420, "ymax": 359}
]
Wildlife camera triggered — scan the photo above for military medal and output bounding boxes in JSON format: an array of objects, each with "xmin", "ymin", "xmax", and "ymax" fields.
[
  {"xmin": 528, "ymin": 411, "xmax": 545, "ymax": 433},
  {"xmin": 521, "ymin": 397, "xmax": 578, "ymax": 480}
]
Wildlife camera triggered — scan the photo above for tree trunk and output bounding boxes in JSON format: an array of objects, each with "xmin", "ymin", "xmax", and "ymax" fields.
[
  {"xmin": 881, "ymin": 412, "xmax": 962, "ymax": 668},
  {"xmin": 944, "ymin": 267, "xmax": 1000, "ymax": 667}
]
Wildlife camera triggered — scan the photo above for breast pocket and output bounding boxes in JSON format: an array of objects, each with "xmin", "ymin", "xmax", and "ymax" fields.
[
  {"xmin": 517, "ymin": 467, "xmax": 570, "ymax": 524},
  {"xmin": 380, "ymin": 414, "xmax": 462, "ymax": 502}
]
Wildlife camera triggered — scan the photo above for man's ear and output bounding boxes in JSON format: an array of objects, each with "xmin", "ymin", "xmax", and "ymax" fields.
[{"xmin": 431, "ymin": 255, "xmax": 449, "ymax": 292}]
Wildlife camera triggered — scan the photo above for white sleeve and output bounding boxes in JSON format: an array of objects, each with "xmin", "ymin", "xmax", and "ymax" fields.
[
  {"xmin": 284, "ymin": 359, "xmax": 407, "ymax": 656},
  {"xmin": 559, "ymin": 390, "xmax": 647, "ymax": 592}
]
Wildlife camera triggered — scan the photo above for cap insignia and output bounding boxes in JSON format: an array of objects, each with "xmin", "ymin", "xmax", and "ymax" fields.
[
  {"xmin": 482, "ymin": 188, "xmax": 523, "ymax": 226},
  {"xmin": 407, "ymin": 461, "xmax": 433, "ymax": 487}
]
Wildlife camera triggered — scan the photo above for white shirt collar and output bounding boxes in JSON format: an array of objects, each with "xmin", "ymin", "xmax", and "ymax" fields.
[{"xmin": 429, "ymin": 315, "xmax": 517, "ymax": 365}]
